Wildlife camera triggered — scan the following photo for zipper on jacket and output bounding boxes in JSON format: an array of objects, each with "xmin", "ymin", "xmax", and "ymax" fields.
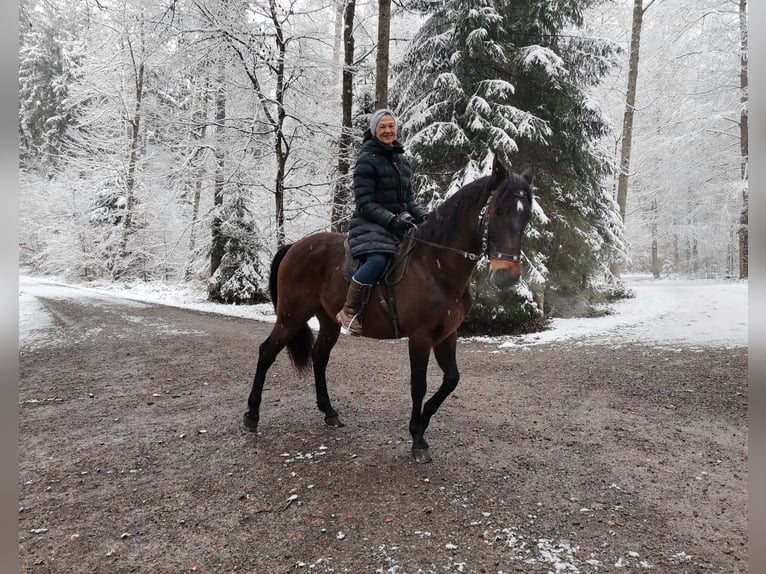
[{"xmin": 391, "ymin": 156, "xmax": 404, "ymax": 203}]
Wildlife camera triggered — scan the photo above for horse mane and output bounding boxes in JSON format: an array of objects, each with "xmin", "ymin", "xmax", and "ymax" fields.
[{"xmin": 416, "ymin": 176, "xmax": 490, "ymax": 245}]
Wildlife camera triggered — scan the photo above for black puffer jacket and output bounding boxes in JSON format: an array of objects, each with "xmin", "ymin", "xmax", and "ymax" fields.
[{"xmin": 348, "ymin": 138, "xmax": 427, "ymax": 259}]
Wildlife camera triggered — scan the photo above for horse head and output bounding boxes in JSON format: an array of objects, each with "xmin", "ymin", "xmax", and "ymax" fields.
[{"xmin": 484, "ymin": 158, "xmax": 534, "ymax": 290}]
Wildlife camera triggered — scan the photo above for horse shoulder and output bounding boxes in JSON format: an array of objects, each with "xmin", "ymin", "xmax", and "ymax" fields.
[{"xmin": 460, "ymin": 282, "xmax": 473, "ymax": 314}]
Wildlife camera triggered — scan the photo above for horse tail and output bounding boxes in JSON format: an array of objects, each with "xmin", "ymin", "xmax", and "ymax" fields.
[
  {"xmin": 269, "ymin": 243, "xmax": 292, "ymax": 307},
  {"xmin": 268, "ymin": 243, "xmax": 314, "ymax": 374}
]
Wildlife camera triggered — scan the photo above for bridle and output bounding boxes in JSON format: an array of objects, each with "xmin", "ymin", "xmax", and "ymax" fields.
[
  {"xmin": 385, "ymin": 181, "xmax": 529, "ymax": 285},
  {"xmin": 410, "ymin": 183, "xmax": 529, "ymax": 263}
]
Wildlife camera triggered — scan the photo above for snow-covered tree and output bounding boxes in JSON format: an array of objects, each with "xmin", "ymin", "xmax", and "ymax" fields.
[
  {"xmin": 393, "ymin": 0, "xmax": 625, "ymax": 315},
  {"xmin": 192, "ymin": 0, "xmax": 343, "ymax": 248},
  {"xmin": 53, "ymin": 0, "xmax": 161, "ymax": 278},
  {"xmin": 330, "ymin": 0, "xmax": 357, "ymax": 233},
  {"xmin": 737, "ymin": 0, "xmax": 748, "ymax": 279},
  {"xmin": 18, "ymin": 0, "xmax": 85, "ymax": 173},
  {"xmin": 207, "ymin": 188, "xmax": 269, "ymax": 304},
  {"xmin": 590, "ymin": 0, "xmax": 746, "ymax": 280},
  {"xmin": 19, "ymin": 170, "xmax": 102, "ymax": 278}
]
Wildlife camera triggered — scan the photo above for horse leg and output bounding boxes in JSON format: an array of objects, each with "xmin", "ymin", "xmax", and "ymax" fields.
[
  {"xmin": 407, "ymin": 339, "xmax": 432, "ymax": 463},
  {"xmin": 243, "ymin": 333, "xmax": 287, "ymax": 432},
  {"xmin": 312, "ymin": 311, "xmax": 345, "ymax": 427},
  {"xmin": 421, "ymin": 332, "xmax": 460, "ymax": 435}
]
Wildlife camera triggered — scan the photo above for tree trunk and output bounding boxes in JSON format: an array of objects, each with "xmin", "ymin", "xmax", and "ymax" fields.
[
  {"xmin": 533, "ymin": 287, "xmax": 545, "ymax": 316},
  {"xmin": 331, "ymin": 0, "xmax": 356, "ymax": 233},
  {"xmin": 691, "ymin": 233, "xmax": 698, "ymax": 274},
  {"xmin": 610, "ymin": 0, "xmax": 646, "ymax": 279},
  {"xmin": 333, "ymin": 2, "xmax": 343, "ymax": 88},
  {"xmin": 122, "ymin": 8, "xmax": 146, "ymax": 242},
  {"xmin": 727, "ymin": 225, "xmax": 735, "ymax": 278},
  {"xmin": 271, "ymin": 0, "xmax": 288, "ymax": 248},
  {"xmin": 650, "ymin": 198, "xmax": 659, "ymax": 278},
  {"xmin": 738, "ymin": 0, "xmax": 748, "ymax": 279},
  {"xmin": 123, "ymin": 61, "xmax": 143, "ymax": 238},
  {"xmin": 209, "ymin": 62, "xmax": 226, "ymax": 282},
  {"xmin": 686, "ymin": 186, "xmax": 698, "ymax": 275},
  {"xmin": 186, "ymin": 75, "xmax": 210, "ymax": 280},
  {"xmin": 374, "ymin": 0, "xmax": 391, "ymax": 109}
]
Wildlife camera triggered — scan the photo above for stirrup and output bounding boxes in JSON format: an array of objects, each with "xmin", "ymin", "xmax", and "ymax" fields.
[
  {"xmin": 346, "ymin": 314, "xmax": 363, "ymax": 336},
  {"xmin": 337, "ymin": 309, "xmax": 363, "ymax": 335}
]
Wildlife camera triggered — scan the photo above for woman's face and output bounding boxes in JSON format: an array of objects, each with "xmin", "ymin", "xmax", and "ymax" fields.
[{"xmin": 375, "ymin": 115, "xmax": 397, "ymax": 146}]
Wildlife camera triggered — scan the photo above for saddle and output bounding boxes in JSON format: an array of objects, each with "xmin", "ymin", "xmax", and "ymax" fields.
[{"xmin": 342, "ymin": 239, "xmax": 402, "ymax": 337}]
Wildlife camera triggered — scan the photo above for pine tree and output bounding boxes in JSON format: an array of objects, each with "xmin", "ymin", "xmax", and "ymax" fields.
[
  {"xmin": 207, "ymin": 189, "xmax": 269, "ymax": 304},
  {"xmin": 393, "ymin": 0, "xmax": 626, "ymax": 317},
  {"xmin": 18, "ymin": 0, "xmax": 84, "ymax": 173}
]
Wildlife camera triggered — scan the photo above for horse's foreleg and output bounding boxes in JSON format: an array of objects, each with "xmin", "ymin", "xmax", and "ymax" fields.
[
  {"xmin": 422, "ymin": 332, "xmax": 460, "ymax": 431},
  {"xmin": 407, "ymin": 340, "xmax": 432, "ymax": 463},
  {"xmin": 313, "ymin": 312, "xmax": 344, "ymax": 427},
  {"xmin": 244, "ymin": 335, "xmax": 286, "ymax": 432}
]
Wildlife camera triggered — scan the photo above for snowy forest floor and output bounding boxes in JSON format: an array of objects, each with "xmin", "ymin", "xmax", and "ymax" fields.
[{"xmin": 18, "ymin": 278, "xmax": 748, "ymax": 573}]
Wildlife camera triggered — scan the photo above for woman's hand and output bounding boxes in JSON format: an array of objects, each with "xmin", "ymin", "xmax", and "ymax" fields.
[{"xmin": 389, "ymin": 212, "xmax": 417, "ymax": 237}]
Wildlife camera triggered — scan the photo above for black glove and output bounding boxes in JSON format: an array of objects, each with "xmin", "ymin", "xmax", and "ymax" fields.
[{"xmin": 389, "ymin": 212, "xmax": 417, "ymax": 237}]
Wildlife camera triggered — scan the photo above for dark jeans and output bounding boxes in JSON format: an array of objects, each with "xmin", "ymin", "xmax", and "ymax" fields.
[{"xmin": 352, "ymin": 253, "xmax": 390, "ymax": 285}]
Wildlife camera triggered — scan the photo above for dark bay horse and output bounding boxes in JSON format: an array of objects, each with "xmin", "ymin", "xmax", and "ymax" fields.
[{"xmin": 244, "ymin": 158, "xmax": 534, "ymax": 463}]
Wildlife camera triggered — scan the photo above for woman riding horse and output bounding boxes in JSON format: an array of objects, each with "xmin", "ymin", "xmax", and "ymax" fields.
[
  {"xmin": 244, "ymin": 153, "xmax": 534, "ymax": 463},
  {"xmin": 336, "ymin": 109, "xmax": 428, "ymax": 335}
]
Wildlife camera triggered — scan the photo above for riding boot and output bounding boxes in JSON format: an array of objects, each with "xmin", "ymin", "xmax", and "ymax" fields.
[{"xmin": 336, "ymin": 278, "xmax": 372, "ymax": 336}]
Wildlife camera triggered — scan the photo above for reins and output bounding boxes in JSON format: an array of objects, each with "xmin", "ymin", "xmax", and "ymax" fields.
[
  {"xmin": 408, "ymin": 235, "xmax": 482, "ymax": 261},
  {"xmin": 384, "ymin": 182, "xmax": 526, "ymax": 285}
]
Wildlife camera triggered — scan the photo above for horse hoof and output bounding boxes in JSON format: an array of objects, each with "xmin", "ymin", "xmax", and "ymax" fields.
[
  {"xmin": 412, "ymin": 448, "xmax": 432, "ymax": 464},
  {"xmin": 325, "ymin": 416, "xmax": 346, "ymax": 428},
  {"xmin": 243, "ymin": 412, "xmax": 259, "ymax": 432}
]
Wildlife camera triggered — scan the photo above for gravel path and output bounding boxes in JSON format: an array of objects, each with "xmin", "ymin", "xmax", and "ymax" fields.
[{"xmin": 19, "ymin": 293, "xmax": 748, "ymax": 573}]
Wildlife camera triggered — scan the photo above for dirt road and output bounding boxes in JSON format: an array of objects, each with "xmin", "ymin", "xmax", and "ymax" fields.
[{"xmin": 18, "ymin": 289, "xmax": 748, "ymax": 573}]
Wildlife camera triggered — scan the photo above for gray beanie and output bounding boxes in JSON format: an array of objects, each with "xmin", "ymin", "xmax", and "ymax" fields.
[{"xmin": 370, "ymin": 108, "xmax": 396, "ymax": 136}]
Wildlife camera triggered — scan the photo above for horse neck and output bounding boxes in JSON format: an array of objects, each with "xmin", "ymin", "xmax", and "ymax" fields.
[
  {"xmin": 432, "ymin": 181, "xmax": 489, "ymax": 255},
  {"xmin": 413, "ymin": 181, "xmax": 491, "ymax": 280}
]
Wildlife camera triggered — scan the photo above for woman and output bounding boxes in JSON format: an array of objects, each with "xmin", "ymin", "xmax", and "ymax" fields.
[{"xmin": 336, "ymin": 109, "xmax": 428, "ymax": 335}]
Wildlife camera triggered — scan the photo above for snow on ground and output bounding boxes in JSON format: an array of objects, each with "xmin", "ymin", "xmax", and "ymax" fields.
[
  {"xmin": 491, "ymin": 275, "xmax": 748, "ymax": 350},
  {"xmin": 18, "ymin": 272, "xmax": 747, "ymax": 351}
]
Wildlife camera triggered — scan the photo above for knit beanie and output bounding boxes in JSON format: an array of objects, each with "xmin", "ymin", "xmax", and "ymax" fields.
[{"xmin": 369, "ymin": 108, "xmax": 396, "ymax": 137}]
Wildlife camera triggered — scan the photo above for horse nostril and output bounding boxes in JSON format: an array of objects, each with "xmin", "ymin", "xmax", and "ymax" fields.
[
  {"xmin": 489, "ymin": 259, "xmax": 521, "ymax": 289},
  {"xmin": 490, "ymin": 268, "xmax": 520, "ymax": 289}
]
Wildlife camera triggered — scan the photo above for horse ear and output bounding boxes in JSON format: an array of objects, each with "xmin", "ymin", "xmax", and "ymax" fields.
[
  {"xmin": 521, "ymin": 166, "xmax": 535, "ymax": 184},
  {"xmin": 491, "ymin": 157, "xmax": 508, "ymax": 182}
]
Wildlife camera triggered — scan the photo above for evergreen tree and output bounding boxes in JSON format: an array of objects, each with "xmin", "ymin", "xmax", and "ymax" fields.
[
  {"xmin": 18, "ymin": 0, "xmax": 84, "ymax": 173},
  {"xmin": 393, "ymin": 0, "xmax": 626, "ymax": 317},
  {"xmin": 207, "ymin": 189, "xmax": 269, "ymax": 304}
]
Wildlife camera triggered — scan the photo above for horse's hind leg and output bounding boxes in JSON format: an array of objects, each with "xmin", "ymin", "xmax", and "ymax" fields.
[
  {"xmin": 243, "ymin": 330, "xmax": 289, "ymax": 432},
  {"xmin": 312, "ymin": 310, "xmax": 344, "ymax": 427}
]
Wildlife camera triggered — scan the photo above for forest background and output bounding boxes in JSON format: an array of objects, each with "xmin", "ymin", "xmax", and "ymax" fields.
[{"xmin": 17, "ymin": 0, "xmax": 749, "ymax": 330}]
